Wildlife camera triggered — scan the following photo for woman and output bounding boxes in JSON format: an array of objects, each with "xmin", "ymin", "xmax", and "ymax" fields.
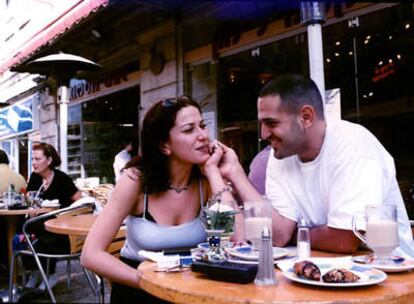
[
  {"xmin": 28, "ymin": 143, "xmax": 82, "ymax": 206},
  {"xmin": 81, "ymin": 96, "xmax": 236, "ymax": 303},
  {"xmin": 25, "ymin": 142, "xmax": 82, "ymax": 288}
]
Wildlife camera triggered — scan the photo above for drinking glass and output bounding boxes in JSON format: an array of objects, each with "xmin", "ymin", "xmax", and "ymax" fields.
[
  {"xmin": 26, "ymin": 191, "xmax": 42, "ymax": 209},
  {"xmin": 3, "ymin": 191, "xmax": 15, "ymax": 209},
  {"xmin": 352, "ymin": 204, "xmax": 399, "ymax": 265},
  {"xmin": 243, "ymin": 198, "xmax": 272, "ymax": 250}
]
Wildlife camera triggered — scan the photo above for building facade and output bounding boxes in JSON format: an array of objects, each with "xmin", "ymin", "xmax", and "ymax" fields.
[{"xmin": 0, "ymin": 1, "xmax": 413, "ymax": 216}]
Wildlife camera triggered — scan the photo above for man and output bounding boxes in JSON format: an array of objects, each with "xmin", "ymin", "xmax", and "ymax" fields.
[
  {"xmin": 218, "ymin": 74, "xmax": 414, "ymax": 257},
  {"xmin": 113, "ymin": 140, "xmax": 133, "ymax": 182},
  {"xmin": 0, "ymin": 149, "xmax": 27, "ymax": 193}
]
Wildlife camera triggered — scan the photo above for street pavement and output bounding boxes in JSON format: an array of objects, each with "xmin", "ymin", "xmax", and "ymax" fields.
[{"xmin": 0, "ymin": 260, "xmax": 110, "ymax": 303}]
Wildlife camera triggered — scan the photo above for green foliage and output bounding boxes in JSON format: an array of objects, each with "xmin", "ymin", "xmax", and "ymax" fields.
[{"xmin": 204, "ymin": 209, "xmax": 238, "ymax": 233}]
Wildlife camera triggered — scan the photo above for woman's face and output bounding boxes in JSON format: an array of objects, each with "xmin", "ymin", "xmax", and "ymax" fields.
[
  {"xmin": 32, "ymin": 149, "xmax": 52, "ymax": 175},
  {"xmin": 163, "ymin": 105, "xmax": 210, "ymax": 164}
]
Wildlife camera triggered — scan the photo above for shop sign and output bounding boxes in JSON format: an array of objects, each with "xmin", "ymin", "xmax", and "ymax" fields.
[
  {"xmin": 69, "ymin": 72, "xmax": 128, "ymax": 101},
  {"xmin": 0, "ymin": 95, "xmax": 34, "ymax": 138},
  {"xmin": 372, "ymin": 62, "xmax": 395, "ymax": 83}
]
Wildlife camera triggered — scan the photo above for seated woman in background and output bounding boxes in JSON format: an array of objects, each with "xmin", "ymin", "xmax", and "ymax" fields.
[
  {"xmin": 81, "ymin": 96, "xmax": 237, "ymax": 303},
  {"xmin": 25, "ymin": 142, "xmax": 82, "ymax": 289}
]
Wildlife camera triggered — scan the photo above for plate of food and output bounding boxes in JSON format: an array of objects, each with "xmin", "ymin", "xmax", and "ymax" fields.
[
  {"xmin": 352, "ymin": 255, "xmax": 414, "ymax": 273},
  {"xmin": 227, "ymin": 246, "xmax": 289, "ymax": 261},
  {"xmin": 279, "ymin": 258, "xmax": 387, "ymax": 287}
]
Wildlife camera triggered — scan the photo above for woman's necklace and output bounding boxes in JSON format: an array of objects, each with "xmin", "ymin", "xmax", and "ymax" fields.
[{"xmin": 168, "ymin": 179, "xmax": 192, "ymax": 193}]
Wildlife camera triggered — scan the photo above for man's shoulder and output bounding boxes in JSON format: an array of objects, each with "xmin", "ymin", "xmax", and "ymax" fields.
[{"xmin": 328, "ymin": 120, "xmax": 378, "ymax": 146}]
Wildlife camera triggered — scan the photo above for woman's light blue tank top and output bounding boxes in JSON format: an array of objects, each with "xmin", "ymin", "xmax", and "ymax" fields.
[{"xmin": 120, "ymin": 180, "xmax": 207, "ymax": 261}]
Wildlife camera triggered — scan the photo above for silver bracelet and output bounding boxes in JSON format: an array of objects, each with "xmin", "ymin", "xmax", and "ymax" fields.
[{"xmin": 208, "ymin": 182, "xmax": 233, "ymax": 205}]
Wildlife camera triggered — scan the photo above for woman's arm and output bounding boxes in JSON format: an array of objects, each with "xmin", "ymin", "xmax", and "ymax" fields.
[
  {"xmin": 201, "ymin": 142, "xmax": 244, "ymax": 241},
  {"xmin": 81, "ymin": 168, "xmax": 142, "ymax": 288},
  {"xmin": 71, "ymin": 190, "xmax": 82, "ymax": 202}
]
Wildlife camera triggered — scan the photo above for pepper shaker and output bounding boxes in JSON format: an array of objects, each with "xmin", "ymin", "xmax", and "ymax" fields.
[{"xmin": 254, "ymin": 226, "xmax": 277, "ymax": 285}]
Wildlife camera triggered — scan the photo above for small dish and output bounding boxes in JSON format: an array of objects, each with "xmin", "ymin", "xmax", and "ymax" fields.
[
  {"xmin": 352, "ymin": 255, "xmax": 414, "ymax": 273},
  {"xmin": 197, "ymin": 242, "xmax": 209, "ymax": 251},
  {"xmin": 227, "ymin": 246, "xmax": 289, "ymax": 261}
]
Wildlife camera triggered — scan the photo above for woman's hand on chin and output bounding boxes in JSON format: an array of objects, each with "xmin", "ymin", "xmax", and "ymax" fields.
[{"xmin": 200, "ymin": 140, "xmax": 223, "ymax": 177}]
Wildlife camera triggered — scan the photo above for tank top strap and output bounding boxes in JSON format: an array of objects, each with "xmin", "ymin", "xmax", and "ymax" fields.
[
  {"xmin": 198, "ymin": 179, "xmax": 205, "ymax": 216},
  {"xmin": 143, "ymin": 192, "xmax": 149, "ymax": 220}
]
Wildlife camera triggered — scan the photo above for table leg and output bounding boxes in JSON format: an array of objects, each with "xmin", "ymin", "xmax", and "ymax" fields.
[{"xmin": 5, "ymin": 216, "xmax": 21, "ymax": 283}]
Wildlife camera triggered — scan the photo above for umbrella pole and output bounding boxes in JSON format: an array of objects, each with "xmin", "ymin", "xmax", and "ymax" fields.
[{"xmin": 58, "ymin": 85, "xmax": 69, "ymax": 173}]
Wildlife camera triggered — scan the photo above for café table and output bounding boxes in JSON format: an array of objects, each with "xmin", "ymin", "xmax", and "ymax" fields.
[
  {"xmin": 138, "ymin": 250, "xmax": 414, "ymax": 304},
  {"xmin": 44, "ymin": 213, "xmax": 126, "ymax": 238},
  {"xmin": 0, "ymin": 207, "xmax": 56, "ymax": 269}
]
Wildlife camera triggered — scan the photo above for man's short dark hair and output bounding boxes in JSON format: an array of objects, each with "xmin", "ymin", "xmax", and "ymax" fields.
[
  {"xmin": 259, "ymin": 73, "xmax": 325, "ymax": 119},
  {"xmin": 0, "ymin": 149, "xmax": 9, "ymax": 164}
]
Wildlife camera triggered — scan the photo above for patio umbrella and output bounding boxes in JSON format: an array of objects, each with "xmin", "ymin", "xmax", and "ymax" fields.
[{"xmin": 15, "ymin": 52, "xmax": 101, "ymax": 173}]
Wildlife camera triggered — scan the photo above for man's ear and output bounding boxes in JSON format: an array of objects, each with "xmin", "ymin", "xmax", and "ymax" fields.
[
  {"xmin": 299, "ymin": 105, "xmax": 315, "ymax": 129},
  {"xmin": 160, "ymin": 143, "xmax": 171, "ymax": 156}
]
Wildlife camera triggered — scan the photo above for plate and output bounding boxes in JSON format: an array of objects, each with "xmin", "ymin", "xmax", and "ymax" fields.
[
  {"xmin": 227, "ymin": 257, "xmax": 281, "ymax": 265},
  {"xmin": 281, "ymin": 259, "xmax": 387, "ymax": 288},
  {"xmin": 227, "ymin": 246, "xmax": 289, "ymax": 261},
  {"xmin": 352, "ymin": 255, "xmax": 414, "ymax": 273},
  {"xmin": 197, "ymin": 242, "xmax": 209, "ymax": 250}
]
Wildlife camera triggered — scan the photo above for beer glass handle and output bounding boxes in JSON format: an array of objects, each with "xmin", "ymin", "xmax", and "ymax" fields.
[{"xmin": 352, "ymin": 212, "xmax": 367, "ymax": 244}]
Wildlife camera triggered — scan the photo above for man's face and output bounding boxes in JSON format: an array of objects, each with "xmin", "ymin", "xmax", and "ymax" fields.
[
  {"xmin": 126, "ymin": 143, "xmax": 133, "ymax": 152},
  {"xmin": 258, "ymin": 95, "xmax": 305, "ymax": 159}
]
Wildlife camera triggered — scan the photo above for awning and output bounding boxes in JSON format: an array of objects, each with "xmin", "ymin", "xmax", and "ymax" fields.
[{"xmin": 0, "ymin": 0, "xmax": 109, "ymax": 75}]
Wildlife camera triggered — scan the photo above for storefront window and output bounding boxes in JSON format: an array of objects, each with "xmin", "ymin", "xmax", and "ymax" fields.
[
  {"xmin": 218, "ymin": 33, "xmax": 309, "ymax": 171},
  {"xmin": 68, "ymin": 86, "xmax": 139, "ymax": 183},
  {"xmin": 324, "ymin": 4, "xmax": 414, "ymax": 183}
]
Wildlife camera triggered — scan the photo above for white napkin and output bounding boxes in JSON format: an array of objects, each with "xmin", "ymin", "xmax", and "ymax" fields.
[
  {"xmin": 138, "ymin": 250, "xmax": 181, "ymax": 271},
  {"xmin": 138, "ymin": 250, "xmax": 164, "ymax": 262},
  {"xmin": 71, "ymin": 196, "xmax": 103, "ymax": 215},
  {"xmin": 41, "ymin": 199, "xmax": 60, "ymax": 207},
  {"xmin": 277, "ymin": 256, "xmax": 353, "ymax": 272}
]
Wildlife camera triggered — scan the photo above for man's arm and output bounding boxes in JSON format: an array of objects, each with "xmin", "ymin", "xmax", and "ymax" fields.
[
  {"xmin": 271, "ymin": 208, "xmax": 297, "ymax": 247},
  {"xmin": 310, "ymin": 225, "xmax": 361, "ymax": 253},
  {"xmin": 217, "ymin": 142, "xmax": 297, "ymax": 245}
]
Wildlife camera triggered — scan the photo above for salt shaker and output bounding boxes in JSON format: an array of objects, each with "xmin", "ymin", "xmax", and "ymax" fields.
[
  {"xmin": 297, "ymin": 218, "xmax": 311, "ymax": 260},
  {"xmin": 254, "ymin": 226, "xmax": 277, "ymax": 285}
]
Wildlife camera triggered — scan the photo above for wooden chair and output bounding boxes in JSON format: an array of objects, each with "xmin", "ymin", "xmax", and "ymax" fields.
[
  {"xmin": 93, "ymin": 226, "xmax": 127, "ymax": 303},
  {"xmin": 8, "ymin": 203, "xmax": 98, "ymax": 303}
]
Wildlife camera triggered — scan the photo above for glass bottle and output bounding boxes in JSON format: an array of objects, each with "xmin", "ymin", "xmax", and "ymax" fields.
[
  {"xmin": 297, "ymin": 218, "xmax": 311, "ymax": 260},
  {"xmin": 254, "ymin": 226, "xmax": 277, "ymax": 285}
]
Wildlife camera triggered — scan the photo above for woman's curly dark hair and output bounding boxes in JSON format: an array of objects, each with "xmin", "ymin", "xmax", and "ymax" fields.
[{"xmin": 127, "ymin": 95, "xmax": 202, "ymax": 194}]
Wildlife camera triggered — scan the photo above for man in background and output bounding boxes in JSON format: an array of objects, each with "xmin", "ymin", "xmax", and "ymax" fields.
[
  {"xmin": 248, "ymin": 145, "xmax": 271, "ymax": 195},
  {"xmin": 0, "ymin": 149, "xmax": 27, "ymax": 193},
  {"xmin": 113, "ymin": 140, "xmax": 133, "ymax": 182}
]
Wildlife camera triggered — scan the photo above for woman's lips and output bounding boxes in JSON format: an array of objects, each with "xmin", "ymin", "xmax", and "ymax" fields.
[{"xmin": 196, "ymin": 144, "xmax": 210, "ymax": 154}]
